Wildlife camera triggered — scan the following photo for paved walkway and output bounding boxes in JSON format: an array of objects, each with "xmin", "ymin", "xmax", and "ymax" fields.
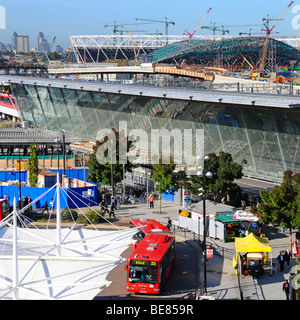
[
  {"xmin": 112, "ymin": 199, "xmax": 298, "ymax": 300},
  {"xmin": 34, "ymin": 198, "xmax": 298, "ymax": 300}
]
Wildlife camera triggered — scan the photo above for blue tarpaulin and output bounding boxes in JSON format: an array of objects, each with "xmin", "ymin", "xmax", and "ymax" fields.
[{"xmin": 0, "ymin": 185, "xmax": 97, "ymax": 209}]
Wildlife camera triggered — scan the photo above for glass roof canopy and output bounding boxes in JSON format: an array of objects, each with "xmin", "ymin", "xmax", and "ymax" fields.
[
  {"xmin": 3, "ymin": 76, "xmax": 300, "ymax": 183},
  {"xmin": 148, "ymin": 36, "xmax": 300, "ymax": 66}
]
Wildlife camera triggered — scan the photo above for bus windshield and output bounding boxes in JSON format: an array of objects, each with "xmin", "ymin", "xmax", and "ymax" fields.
[{"xmin": 129, "ymin": 261, "xmax": 159, "ymax": 284}]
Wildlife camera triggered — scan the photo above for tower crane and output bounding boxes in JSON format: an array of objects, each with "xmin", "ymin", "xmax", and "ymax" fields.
[
  {"xmin": 262, "ymin": 14, "xmax": 284, "ymax": 29},
  {"xmin": 184, "ymin": 7, "xmax": 212, "ymax": 39},
  {"xmin": 259, "ymin": 1, "xmax": 294, "ymax": 71},
  {"xmin": 239, "ymin": 29, "xmax": 279, "ymax": 36},
  {"xmin": 104, "ymin": 21, "xmax": 153, "ymax": 34},
  {"xmin": 135, "ymin": 17, "xmax": 175, "ymax": 37},
  {"xmin": 201, "ymin": 23, "xmax": 229, "ymax": 35},
  {"xmin": 114, "ymin": 29, "xmax": 148, "ymax": 35},
  {"xmin": 46, "ymin": 36, "xmax": 56, "ymax": 63}
]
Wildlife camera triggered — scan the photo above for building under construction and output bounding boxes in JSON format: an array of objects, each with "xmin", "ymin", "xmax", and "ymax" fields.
[
  {"xmin": 68, "ymin": 35, "xmax": 300, "ymax": 70},
  {"xmin": 147, "ymin": 36, "xmax": 300, "ymax": 73}
]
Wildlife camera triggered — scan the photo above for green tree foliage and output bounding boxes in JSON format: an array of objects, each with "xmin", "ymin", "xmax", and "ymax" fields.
[
  {"xmin": 187, "ymin": 152, "xmax": 243, "ymax": 202},
  {"xmin": 42, "ymin": 52, "xmax": 64, "ymax": 62},
  {"xmin": 76, "ymin": 210, "xmax": 105, "ymax": 224},
  {"xmin": 152, "ymin": 157, "xmax": 182, "ymax": 214},
  {"xmin": 61, "ymin": 208, "xmax": 78, "ymax": 222},
  {"xmin": 87, "ymin": 130, "xmax": 135, "ymax": 187},
  {"xmin": 27, "ymin": 144, "xmax": 39, "ymax": 187},
  {"xmin": 252, "ymin": 170, "xmax": 300, "ymax": 248}
]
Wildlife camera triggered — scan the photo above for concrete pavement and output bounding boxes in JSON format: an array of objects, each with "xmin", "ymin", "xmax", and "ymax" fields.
[
  {"xmin": 34, "ymin": 198, "xmax": 297, "ymax": 300},
  {"xmin": 112, "ymin": 199, "xmax": 298, "ymax": 300}
]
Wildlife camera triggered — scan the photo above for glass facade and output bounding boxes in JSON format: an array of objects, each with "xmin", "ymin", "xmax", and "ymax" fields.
[{"xmin": 10, "ymin": 82, "xmax": 300, "ymax": 183}]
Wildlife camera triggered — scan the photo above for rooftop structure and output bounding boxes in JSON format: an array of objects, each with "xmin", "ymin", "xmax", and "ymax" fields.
[
  {"xmin": 147, "ymin": 36, "xmax": 300, "ymax": 70},
  {"xmin": 69, "ymin": 35, "xmax": 300, "ymax": 65},
  {"xmin": 3, "ymin": 75, "xmax": 300, "ymax": 183}
]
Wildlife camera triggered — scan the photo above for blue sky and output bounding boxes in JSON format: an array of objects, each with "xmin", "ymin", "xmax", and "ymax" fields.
[{"xmin": 0, "ymin": 0, "xmax": 299, "ymax": 50}]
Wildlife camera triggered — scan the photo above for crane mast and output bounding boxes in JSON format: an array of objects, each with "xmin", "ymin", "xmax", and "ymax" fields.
[{"xmin": 259, "ymin": 1, "xmax": 294, "ymax": 71}]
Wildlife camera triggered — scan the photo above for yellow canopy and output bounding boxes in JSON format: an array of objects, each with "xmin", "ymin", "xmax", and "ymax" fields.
[{"xmin": 235, "ymin": 233, "xmax": 272, "ymax": 253}]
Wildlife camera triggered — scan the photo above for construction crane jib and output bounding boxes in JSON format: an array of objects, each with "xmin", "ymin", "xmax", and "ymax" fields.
[
  {"xmin": 104, "ymin": 21, "xmax": 153, "ymax": 34},
  {"xmin": 259, "ymin": 1, "xmax": 294, "ymax": 71},
  {"xmin": 135, "ymin": 17, "xmax": 175, "ymax": 37},
  {"xmin": 184, "ymin": 7, "xmax": 212, "ymax": 39}
]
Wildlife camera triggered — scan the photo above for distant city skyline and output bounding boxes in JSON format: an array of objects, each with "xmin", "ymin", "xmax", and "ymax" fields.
[{"xmin": 0, "ymin": 0, "xmax": 299, "ymax": 50}]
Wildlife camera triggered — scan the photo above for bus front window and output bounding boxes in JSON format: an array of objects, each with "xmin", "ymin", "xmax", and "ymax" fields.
[{"xmin": 128, "ymin": 264, "xmax": 158, "ymax": 284}]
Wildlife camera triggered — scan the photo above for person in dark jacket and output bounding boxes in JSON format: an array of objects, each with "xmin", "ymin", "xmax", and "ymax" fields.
[
  {"xmin": 277, "ymin": 252, "xmax": 285, "ymax": 272},
  {"xmin": 282, "ymin": 280, "xmax": 290, "ymax": 300},
  {"xmin": 42, "ymin": 201, "xmax": 49, "ymax": 214},
  {"xmin": 285, "ymin": 249, "xmax": 292, "ymax": 267}
]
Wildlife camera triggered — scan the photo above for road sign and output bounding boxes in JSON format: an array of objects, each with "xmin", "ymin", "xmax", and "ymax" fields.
[
  {"xmin": 206, "ymin": 248, "xmax": 213, "ymax": 259},
  {"xmin": 184, "ymin": 196, "xmax": 191, "ymax": 203}
]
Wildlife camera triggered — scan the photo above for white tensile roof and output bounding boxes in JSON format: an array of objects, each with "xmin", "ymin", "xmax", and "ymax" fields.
[
  {"xmin": 0, "ymin": 176, "xmax": 138, "ymax": 300},
  {"xmin": 0, "ymin": 225, "xmax": 137, "ymax": 300}
]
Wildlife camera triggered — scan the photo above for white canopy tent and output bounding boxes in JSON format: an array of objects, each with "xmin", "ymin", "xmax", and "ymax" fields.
[{"xmin": 0, "ymin": 173, "xmax": 138, "ymax": 300}]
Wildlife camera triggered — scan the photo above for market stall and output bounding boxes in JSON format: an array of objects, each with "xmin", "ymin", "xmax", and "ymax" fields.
[
  {"xmin": 209, "ymin": 210, "xmax": 259, "ymax": 242},
  {"xmin": 233, "ymin": 233, "xmax": 273, "ymax": 277}
]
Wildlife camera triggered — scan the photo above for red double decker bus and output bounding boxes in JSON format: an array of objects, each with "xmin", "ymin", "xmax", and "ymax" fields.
[
  {"xmin": 0, "ymin": 92, "xmax": 16, "ymax": 110},
  {"xmin": 130, "ymin": 219, "xmax": 171, "ymax": 249},
  {"xmin": 126, "ymin": 232, "xmax": 175, "ymax": 294}
]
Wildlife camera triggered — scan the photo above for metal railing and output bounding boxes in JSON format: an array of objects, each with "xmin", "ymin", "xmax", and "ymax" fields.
[{"xmin": 2, "ymin": 72, "xmax": 300, "ymax": 97}]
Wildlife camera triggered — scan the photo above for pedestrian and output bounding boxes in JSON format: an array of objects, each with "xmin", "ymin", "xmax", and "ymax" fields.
[
  {"xmin": 21, "ymin": 196, "xmax": 26, "ymax": 209},
  {"xmin": 167, "ymin": 218, "xmax": 172, "ymax": 230},
  {"xmin": 114, "ymin": 196, "xmax": 118, "ymax": 210},
  {"xmin": 27, "ymin": 196, "xmax": 32, "ymax": 212},
  {"xmin": 282, "ymin": 280, "xmax": 290, "ymax": 300},
  {"xmin": 50, "ymin": 198, "xmax": 55, "ymax": 212},
  {"xmin": 42, "ymin": 201, "xmax": 49, "ymax": 214},
  {"xmin": 277, "ymin": 252, "xmax": 285, "ymax": 272},
  {"xmin": 148, "ymin": 194, "xmax": 154, "ymax": 208},
  {"xmin": 3, "ymin": 193, "xmax": 7, "ymax": 200},
  {"xmin": 293, "ymin": 237, "xmax": 299, "ymax": 257},
  {"xmin": 285, "ymin": 249, "xmax": 292, "ymax": 267},
  {"xmin": 5, "ymin": 197, "xmax": 10, "ymax": 211},
  {"xmin": 110, "ymin": 198, "xmax": 115, "ymax": 219},
  {"xmin": 100, "ymin": 198, "xmax": 109, "ymax": 216}
]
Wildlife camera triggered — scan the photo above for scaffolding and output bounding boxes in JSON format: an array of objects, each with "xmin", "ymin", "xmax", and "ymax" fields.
[{"xmin": 148, "ymin": 36, "xmax": 300, "ymax": 71}]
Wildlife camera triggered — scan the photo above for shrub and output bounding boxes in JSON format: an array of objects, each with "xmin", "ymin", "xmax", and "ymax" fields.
[
  {"xmin": 76, "ymin": 209, "xmax": 105, "ymax": 225},
  {"xmin": 61, "ymin": 208, "xmax": 78, "ymax": 222}
]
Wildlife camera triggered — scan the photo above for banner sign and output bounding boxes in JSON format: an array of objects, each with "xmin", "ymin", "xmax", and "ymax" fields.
[{"xmin": 233, "ymin": 210, "xmax": 258, "ymax": 222}]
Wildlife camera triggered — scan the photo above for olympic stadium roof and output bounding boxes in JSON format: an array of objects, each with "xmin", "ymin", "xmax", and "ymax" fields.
[{"xmin": 148, "ymin": 36, "xmax": 300, "ymax": 66}]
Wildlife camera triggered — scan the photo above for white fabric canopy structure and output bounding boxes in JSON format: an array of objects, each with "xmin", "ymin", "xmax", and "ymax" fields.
[{"xmin": 0, "ymin": 173, "xmax": 138, "ymax": 300}]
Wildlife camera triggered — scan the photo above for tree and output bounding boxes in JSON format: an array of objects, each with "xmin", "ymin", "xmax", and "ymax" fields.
[
  {"xmin": 27, "ymin": 144, "xmax": 39, "ymax": 187},
  {"xmin": 152, "ymin": 157, "xmax": 181, "ymax": 214},
  {"xmin": 87, "ymin": 130, "xmax": 135, "ymax": 189},
  {"xmin": 252, "ymin": 170, "xmax": 300, "ymax": 250},
  {"xmin": 186, "ymin": 152, "xmax": 243, "ymax": 203}
]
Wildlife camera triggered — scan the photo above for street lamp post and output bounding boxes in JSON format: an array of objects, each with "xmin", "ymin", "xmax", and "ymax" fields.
[
  {"xmin": 197, "ymin": 155, "xmax": 213, "ymax": 294},
  {"xmin": 111, "ymin": 139, "xmax": 114, "ymax": 198},
  {"xmin": 62, "ymin": 130, "xmax": 66, "ymax": 176},
  {"xmin": 55, "ymin": 138, "xmax": 61, "ymax": 171},
  {"xmin": 15, "ymin": 147, "xmax": 21, "ymax": 210},
  {"xmin": 55, "ymin": 130, "xmax": 66, "ymax": 176}
]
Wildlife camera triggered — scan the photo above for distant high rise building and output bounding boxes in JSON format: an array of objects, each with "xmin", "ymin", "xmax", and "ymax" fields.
[
  {"xmin": 38, "ymin": 32, "xmax": 50, "ymax": 53},
  {"xmin": 12, "ymin": 32, "xmax": 18, "ymax": 50},
  {"xmin": 56, "ymin": 45, "xmax": 63, "ymax": 54},
  {"xmin": 16, "ymin": 35, "xmax": 29, "ymax": 53}
]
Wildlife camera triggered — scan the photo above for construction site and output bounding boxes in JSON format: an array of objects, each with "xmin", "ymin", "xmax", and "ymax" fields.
[{"xmin": 50, "ymin": 1, "xmax": 300, "ymax": 90}]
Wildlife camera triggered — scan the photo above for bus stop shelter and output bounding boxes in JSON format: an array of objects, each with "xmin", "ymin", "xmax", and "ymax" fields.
[{"xmin": 233, "ymin": 233, "xmax": 273, "ymax": 275}]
